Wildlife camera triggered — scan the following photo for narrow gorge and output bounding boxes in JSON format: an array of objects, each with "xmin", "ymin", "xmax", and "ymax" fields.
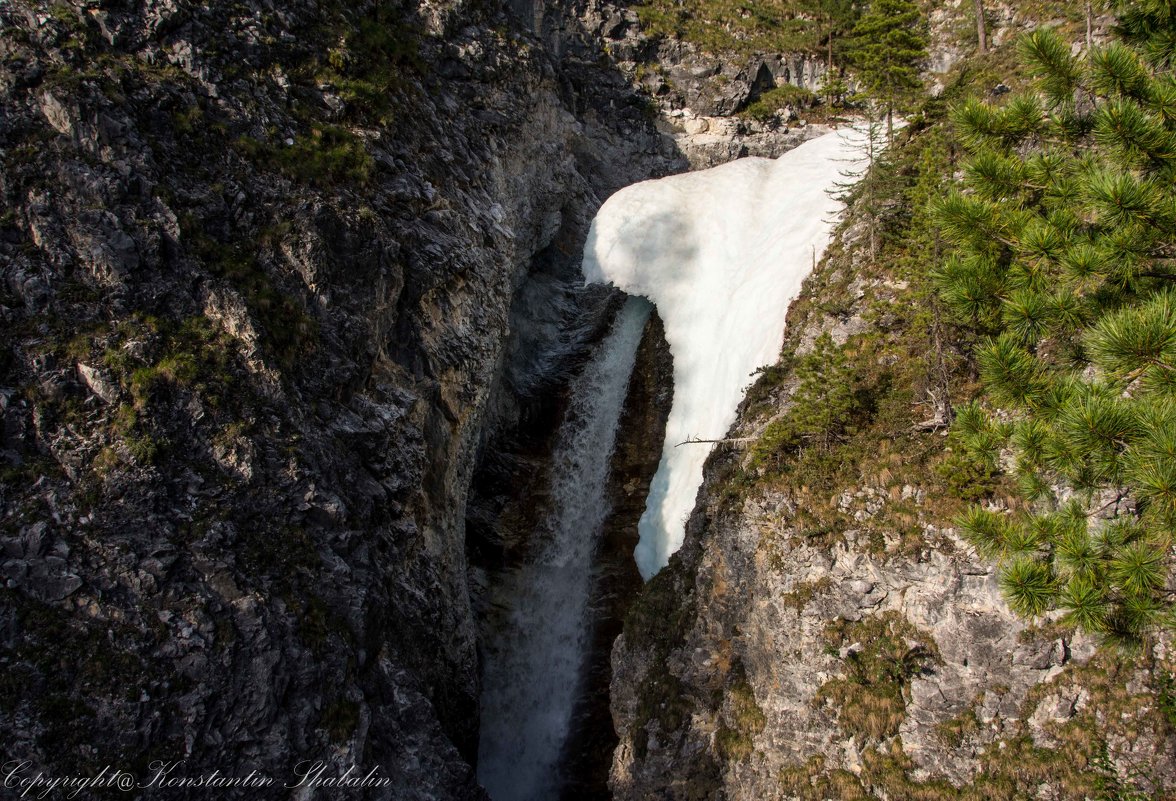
[
  {"xmin": 0, "ymin": 0, "xmax": 838, "ymax": 794},
  {"xmin": 473, "ymin": 125, "xmax": 862, "ymax": 798},
  {"xmin": 2, "ymin": 0, "xmax": 1174, "ymax": 799},
  {"xmin": 477, "ymin": 296, "xmax": 650, "ymax": 801}
]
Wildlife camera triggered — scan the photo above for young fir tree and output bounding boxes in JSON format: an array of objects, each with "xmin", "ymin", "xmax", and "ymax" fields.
[
  {"xmin": 815, "ymin": 0, "xmax": 861, "ymax": 107},
  {"xmin": 816, "ymin": 0, "xmax": 862, "ymax": 75},
  {"xmin": 934, "ymin": 20, "xmax": 1176, "ymax": 644},
  {"xmin": 848, "ymin": 0, "xmax": 928, "ymax": 140},
  {"xmin": 753, "ymin": 333, "xmax": 859, "ymax": 469},
  {"xmin": 830, "ymin": 119, "xmax": 890, "ymax": 260}
]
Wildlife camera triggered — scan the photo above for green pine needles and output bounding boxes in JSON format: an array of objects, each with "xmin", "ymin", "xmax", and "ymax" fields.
[
  {"xmin": 935, "ymin": 19, "xmax": 1176, "ymax": 643},
  {"xmin": 848, "ymin": 0, "xmax": 929, "ymax": 138}
]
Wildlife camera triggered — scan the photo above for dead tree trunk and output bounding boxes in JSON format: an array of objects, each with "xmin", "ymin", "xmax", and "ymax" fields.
[{"xmin": 974, "ymin": 0, "xmax": 987, "ymax": 54}]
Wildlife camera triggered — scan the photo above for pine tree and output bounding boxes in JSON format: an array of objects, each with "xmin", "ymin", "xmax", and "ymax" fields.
[
  {"xmin": 816, "ymin": 0, "xmax": 862, "ymax": 75},
  {"xmin": 830, "ymin": 119, "xmax": 891, "ymax": 260},
  {"xmin": 752, "ymin": 334, "xmax": 859, "ymax": 469},
  {"xmin": 1110, "ymin": 0, "xmax": 1176, "ymax": 67},
  {"xmin": 788, "ymin": 333, "xmax": 859, "ymax": 451},
  {"xmin": 848, "ymin": 0, "xmax": 929, "ymax": 140},
  {"xmin": 935, "ymin": 22, "xmax": 1176, "ymax": 643}
]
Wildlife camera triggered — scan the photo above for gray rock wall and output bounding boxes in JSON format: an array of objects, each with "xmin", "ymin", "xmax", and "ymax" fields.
[
  {"xmin": 607, "ymin": 170, "xmax": 1176, "ymax": 801},
  {"xmin": 0, "ymin": 0, "xmax": 681, "ymax": 796}
]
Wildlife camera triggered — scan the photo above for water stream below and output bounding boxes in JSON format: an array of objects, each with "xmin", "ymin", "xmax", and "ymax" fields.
[{"xmin": 477, "ymin": 296, "xmax": 652, "ymax": 801}]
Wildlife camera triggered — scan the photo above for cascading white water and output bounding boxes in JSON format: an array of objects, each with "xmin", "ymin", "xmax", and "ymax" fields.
[
  {"xmin": 582, "ymin": 126, "xmax": 870, "ymax": 578},
  {"xmin": 477, "ymin": 296, "xmax": 652, "ymax": 801}
]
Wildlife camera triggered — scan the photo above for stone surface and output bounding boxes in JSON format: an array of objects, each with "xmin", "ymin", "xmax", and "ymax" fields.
[
  {"xmin": 607, "ymin": 161, "xmax": 1176, "ymax": 801},
  {"xmin": 0, "ymin": 0, "xmax": 689, "ymax": 795}
]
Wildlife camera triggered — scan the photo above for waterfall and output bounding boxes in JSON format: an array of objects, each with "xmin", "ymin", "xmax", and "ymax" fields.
[
  {"xmin": 582, "ymin": 126, "xmax": 870, "ymax": 578},
  {"xmin": 477, "ymin": 296, "xmax": 652, "ymax": 801}
]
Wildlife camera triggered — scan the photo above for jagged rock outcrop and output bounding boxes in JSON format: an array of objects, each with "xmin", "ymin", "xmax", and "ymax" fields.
[
  {"xmin": 610, "ymin": 474, "xmax": 1173, "ymax": 798},
  {"xmin": 578, "ymin": 3, "xmax": 834, "ymax": 168},
  {"xmin": 594, "ymin": 12, "xmax": 829, "ymax": 117},
  {"xmin": 660, "ymin": 114, "xmax": 829, "ymax": 170},
  {"xmin": 0, "ymin": 0, "xmax": 682, "ymax": 795}
]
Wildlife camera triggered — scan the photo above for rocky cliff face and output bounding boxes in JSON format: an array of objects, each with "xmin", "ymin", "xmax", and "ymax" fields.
[
  {"xmin": 608, "ymin": 110, "xmax": 1176, "ymax": 801},
  {"xmin": 0, "ymin": 0, "xmax": 682, "ymax": 795},
  {"xmin": 594, "ymin": 6, "xmax": 833, "ymax": 168},
  {"xmin": 609, "ymin": 232, "xmax": 1176, "ymax": 801},
  {"xmin": 606, "ymin": 6, "xmax": 1176, "ymax": 799},
  {"xmin": 13, "ymin": 1, "xmax": 1146, "ymax": 798}
]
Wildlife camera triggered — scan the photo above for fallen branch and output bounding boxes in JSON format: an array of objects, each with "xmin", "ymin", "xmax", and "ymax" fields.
[{"xmin": 675, "ymin": 436, "xmax": 757, "ymax": 447}]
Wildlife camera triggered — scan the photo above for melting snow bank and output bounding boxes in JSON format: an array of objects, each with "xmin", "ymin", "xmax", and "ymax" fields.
[{"xmin": 582, "ymin": 126, "xmax": 870, "ymax": 579}]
